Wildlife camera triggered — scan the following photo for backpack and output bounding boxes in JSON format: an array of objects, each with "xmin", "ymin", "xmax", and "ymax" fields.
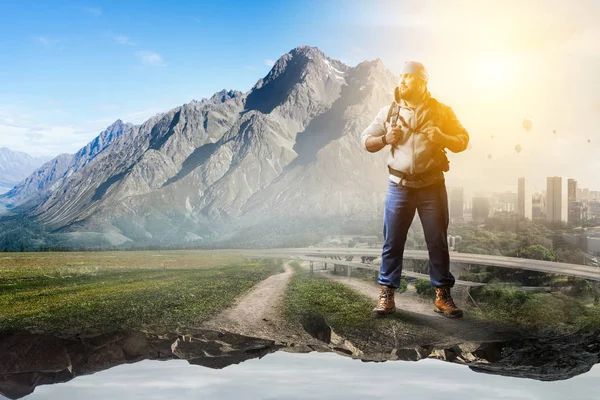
[{"xmin": 385, "ymin": 98, "xmax": 450, "ymax": 172}]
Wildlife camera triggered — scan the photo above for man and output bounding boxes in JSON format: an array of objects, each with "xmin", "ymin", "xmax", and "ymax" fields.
[{"xmin": 360, "ymin": 61, "xmax": 469, "ymax": 319}]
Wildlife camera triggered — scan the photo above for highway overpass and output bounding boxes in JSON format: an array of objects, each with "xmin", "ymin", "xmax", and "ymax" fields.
[{"xmin": 235, "ymin": 247, "xmax": 600, "ymax": 282}]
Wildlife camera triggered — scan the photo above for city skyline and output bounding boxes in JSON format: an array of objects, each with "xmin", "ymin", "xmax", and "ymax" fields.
[
  {"xmin": 455, "ymin": 175, "xmax": 599, "ymax": 205},
  {"xmin": 451, "ymin": 174, "xmax": 600, "ymax": 222}
]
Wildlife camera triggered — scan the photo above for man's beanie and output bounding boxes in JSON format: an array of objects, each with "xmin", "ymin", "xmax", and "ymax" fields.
[{"xmin": 400, "ymin": 61, "xmax": 428, "ymax": 83}]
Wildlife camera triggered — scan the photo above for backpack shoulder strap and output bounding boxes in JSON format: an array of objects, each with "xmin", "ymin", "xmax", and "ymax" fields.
[{"xmin": 386, "ymin": 101, "xmax": 398, "ymax": 126}]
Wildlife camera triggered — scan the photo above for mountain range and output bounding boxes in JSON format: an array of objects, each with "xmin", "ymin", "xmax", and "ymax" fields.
[
  {"xmin": 0, "ymin": 148, "xmax": 51, "ymax": 194},
  {"xmin": 0, "ymin": 46, "xmax": 398, "ymax": 249}
]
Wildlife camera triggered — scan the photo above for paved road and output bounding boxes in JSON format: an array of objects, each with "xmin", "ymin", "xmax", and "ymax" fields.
[{"xmin": 236, "ymin": 247, "xmax": 600, "ymax": 282}]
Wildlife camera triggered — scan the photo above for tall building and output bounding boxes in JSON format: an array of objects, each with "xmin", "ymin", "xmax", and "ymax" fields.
[
  {"xmin": 590, "ymin": 201, "xmax": 600, "ymax": 218},
  {"xmin": 491, "ymin": 191, "xmax": 517, "ymax": 215},
  {"xmin": 583, "ymin": 188, "xmax": 590, "ymax": 201},
  {"xmin": 463, "ymin": 199, "xmax": 473, "ymax": 222},
  {"xmin": 472, "ymin": 197, "xmax": 490, "ymax": 222},
  {"xmin": 568, "ymin": 179, "xmax": 578, "ymax": 223},
  {"xmin": 546, "ymin": 176, "xmax": 568, "ymax": 222},
  {"xmin": 569, "ymin": 201, "xmax": 586, "ymax": 223},
  {"xmin": 532, "ymin": 192, "xmax": 546, "ymax": 220},
  {"xmin": 517, "ymin": 177, "xmax": 533, "ymax": 219},
  {"xmin": 449, "ymin": 187, "xmax": 464, "ymax": 221},
  {"xmin": 568, "ymin": 179, "xmax": 577, "ymax": 204}
]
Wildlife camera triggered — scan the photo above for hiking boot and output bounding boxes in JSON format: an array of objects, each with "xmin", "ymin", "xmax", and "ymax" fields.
[
  {"xmin": 372, "ymin": 285, "xmax": 396, "ymax": 317},
  {"xmin": 434, "ymin": 286, "xmax": 463, "ymax": 318}
]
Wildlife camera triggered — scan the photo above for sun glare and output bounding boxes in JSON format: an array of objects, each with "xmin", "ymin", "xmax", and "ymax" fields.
[{"xmin": 470, "ymin": 55, "xmax": 518, "ymax": 92}]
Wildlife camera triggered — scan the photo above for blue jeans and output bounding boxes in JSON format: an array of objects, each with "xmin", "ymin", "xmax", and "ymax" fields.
[{"xmin": 378, "ymin": 179, "xmax": 455, "ymax": 289}]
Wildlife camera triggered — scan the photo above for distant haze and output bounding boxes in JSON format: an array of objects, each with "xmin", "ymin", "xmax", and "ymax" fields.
[{"xmin": 0, "ymin": 148, "xmax": 50, "ymax": 193}]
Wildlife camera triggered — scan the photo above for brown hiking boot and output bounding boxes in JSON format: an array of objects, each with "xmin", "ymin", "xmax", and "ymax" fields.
[
  {"xmin": 372, "ymin": 285, "xmax": 395, "ymax": 317},
  {"xmin": 434, "ymin": 286, "xmax": 463, "ymax": 318}
]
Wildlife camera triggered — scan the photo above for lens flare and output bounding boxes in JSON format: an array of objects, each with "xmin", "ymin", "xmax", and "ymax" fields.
[{"xmin": 470, "ymin": 55, "xmax": 517, "ymax": 92}]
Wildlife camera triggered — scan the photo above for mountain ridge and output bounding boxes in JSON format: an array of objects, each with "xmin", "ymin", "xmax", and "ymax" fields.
[{"xmin": 0, "ymin": 45, "xmax": 399, "ymax": 248}]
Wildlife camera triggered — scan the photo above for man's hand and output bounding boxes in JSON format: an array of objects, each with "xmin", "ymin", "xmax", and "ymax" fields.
[
  {"xmin": 385, "ymin": 126, "xmax": 403, "ymax": 145},
  {"xmin": 425, "ymin": 126, "xmax": 445, "ymax": 145}
]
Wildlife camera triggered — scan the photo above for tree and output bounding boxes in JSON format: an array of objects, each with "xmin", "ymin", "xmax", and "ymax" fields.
[{"xmin": 519, "ymin": 245, "xmax": 557, "ymax": 261}]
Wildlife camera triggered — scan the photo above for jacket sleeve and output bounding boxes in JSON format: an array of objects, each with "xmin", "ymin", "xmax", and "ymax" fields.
[
  {"xmin": 360, "ymin": 105, "xmax": 390, "ymax": 151},
  {"xmin": 440, "ymin": 105, "xmax": 469, "ymax": 153}
]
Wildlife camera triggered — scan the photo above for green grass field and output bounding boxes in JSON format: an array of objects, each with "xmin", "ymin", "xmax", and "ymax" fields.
[
  {"xmin": 287, "ymin": 263, "xmax": 600, "ymax": 335},
  {"xmin": 284, "ymin": 264, "xmax": 382, "ymax": 334},
  {"xmin": 3, "ymin": 252, "xmax": 598, "ymax": 337},
  {"xmin": 467, "ymin": 284, "xmax": 600, "ymax": 332},
  {"xmin": 0, "ymin": 251, "xmax": 282, "ymax": 334}
]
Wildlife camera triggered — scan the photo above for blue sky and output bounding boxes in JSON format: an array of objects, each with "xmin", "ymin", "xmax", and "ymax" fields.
[
  {"xmin": 0, "ymin": 0, "xmax": 367, "ymax": 154},
  {"xmin": 1, "ymin": 0, "xmax": 599, "ymax": 193},
  {"xmin": 1, "ymin": 0, "xmax": 354, "ymax": 106}
]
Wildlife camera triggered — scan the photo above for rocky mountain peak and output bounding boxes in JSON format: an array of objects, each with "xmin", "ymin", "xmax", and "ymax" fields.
[
  {"xmin": 352, "ymin": 58, "xmax": 394, "ymax": 81},
  {"xmin": 109, "ymin": 118, "xmax": 124, "ymax": 127},
  {"xmin": 103, "ymin": 119, "xmax": 131, "ymax": 136},
  {"xmin": 76, "ymin": 120, "xmax": 133, "ymax": 160},
  {"xmin": 209, "ymin": 89, "xmax": 243, "ymax": 104},
  {"xmin": 245, "ymin": 45, "xmax": 349, "ymax": 115},
  {"xmin": 0, "ymin": 147, "xmax": 37, "ymax": 161},
  {"xmin": 259, "ymin": 45, "xmax": 347, "ymax": 85},
  {"xmin": 286, "ymin": 45, "xmax": 343, "ymax": 62},
  {"xmin": 343, "ymin": 58, "xmax": 398, "ymax": 103}
]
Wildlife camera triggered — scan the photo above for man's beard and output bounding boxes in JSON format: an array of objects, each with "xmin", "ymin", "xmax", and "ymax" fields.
[{"xmin": 399, "ymin": 86, "xmax": 421, "ymax": 102}]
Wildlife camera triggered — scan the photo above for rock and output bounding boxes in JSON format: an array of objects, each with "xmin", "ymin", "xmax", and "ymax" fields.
[
  {"xmin": 0, "ymin": 334, "xmax": 72, "ymax": 375},
  {"xmin": 300, "ymin": 314, "xmax": 331, "ymax": 343},
  {"xmin": 171, "ymin": 330, "xmax": 281, "ymax": 369},
  {"xmin": 468, "ymin": 330, "xmax": 600, "ymax": 380}
]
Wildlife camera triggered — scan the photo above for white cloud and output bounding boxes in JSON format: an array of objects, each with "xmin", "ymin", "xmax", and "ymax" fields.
[
  {"xmin": 0, "ymin": 105, "xmax": 165, "ymax": 158},
  {"xmin": 0, "ymin": 120, "xmax": 91, "ymax": 157},
  {"xmin": 264, "ymin": 59, "xmax": 275, "ymax": 67},
  {"xmin": 113, "ymin": 34, "xmax": 135, "ymax": 46},
  {"xmin": 135, "ymin": 51, "xmax": 165, "ymax": 66},
  {"xmin": 84, "ymin": 7, "xmax": 102, "ymax": 16},
  {"xmin": 0, "ymin": 115, "xmax": 14, "ymax": 124}
]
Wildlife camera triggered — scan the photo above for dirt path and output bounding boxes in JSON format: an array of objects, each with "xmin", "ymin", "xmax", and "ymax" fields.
[
  {"xmin": 306, "ymin": 263, "xmax": 513, "ymax": 345},
  {"xmin": 201, "ymin": 262, "xmax": 316, "ymax": 345},
  {"xmin": 201, "ymin": 260, "xmax": 516, "ymax": 350}
]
